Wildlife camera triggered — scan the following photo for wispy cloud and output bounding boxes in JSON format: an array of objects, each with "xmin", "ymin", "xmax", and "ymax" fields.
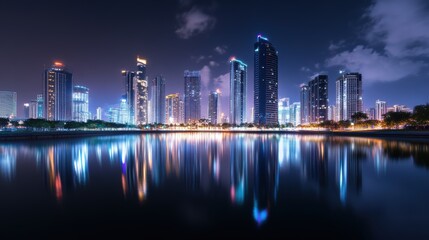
[
  {"xmin": 326, "ymin": 0, "xmax": 429, "ymax": 83},
  {"xmin": 214, "ymin": 45, "xmax": 227, "ymax": 55},
  {"xmin": 176, "ymin": 7, "xmax": 216, "ymax": 39},
  {"xmin": 209, "ymin": 60, "xmax": 219, "ymax": 67},
  {"xmin": 328, "ymin": 40, "xmax": 345, "ymax": 51},
  {"xmin": 300, "ymin": 66, "xmax": 311, "ymax": 72}
]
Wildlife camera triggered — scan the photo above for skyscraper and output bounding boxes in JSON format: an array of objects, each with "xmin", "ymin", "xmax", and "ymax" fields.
[
  {"xmin": 44, "ymin": 62, "xmax": 73, "ymax": 121},
  {"xmin": 135, "ymin": 57, "xmax": 148, "ymax": 125},
  {"xmin": 72, "ymin": 85, "xmax": 90, "ymax": 122},
  {"xmin": 300, "ymin": 84, "xmax": 310, "ymax": 124},
  {"xmin": 179, "ymin": 95, "xmax": 185, "ymax": 123},
  {"xmin": 336, "ymin": 72, "xmax": 363, "ymax": 121},
  {"xmin": 165, "ymin": 93, "xmax": 180, "ymax": 124},
  {"xmin": 254, "ymin": 35, "xmax": 278, "ymax": 125},
  {"xmin": 122, "ymin": 70, "xmax": 136, "ymax": 124},
  {"xmin": 208, "ymin": 90, "xmax": 221, "ymax": 124},
  {"xmin": 96, "ymin": 107, "xmax": 103, "ymax": 120},
  {"xmin": 328, "ymin": 105, "xmax": 337, "ymax": 121},
  {"xmin": 29, "ymin": 100, "xmax": 38, "ymax": 119},
  {"xmin": 289, "ymin": 102, "xmax": 301, "ymax": 127},
  {"xmin": 184, "ymin": 70, "xmax": 201, "ymax": 123},
  {"xmin": 309, "ymin": 74, "xmax": 328, "ymax": 123},
  {"xmin": 150, "ymin": 75, "xmax": 166, "ymax": 124},
  {"xmin": 375, "ymin": 100, "xmax": 387, "ymax": 120},
  {"xmin": 278, "ymin": 98, "xmax": 290, "ymax": 125},
  {"xmin": 36, "ymin": 94, "xmax": 43, "ymax": 118},
  {"xmin": 23, "ymin": 103, "xmax": 30, "ymax": 119},
  {"xmin": 230, "ymin": 57, "xmax": 247, "ymax": 125}
]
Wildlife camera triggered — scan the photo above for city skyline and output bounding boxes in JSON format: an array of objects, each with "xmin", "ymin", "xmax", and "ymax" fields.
[{"xmin": 1, "ymin": 0, "xmax": 429, "ymax": 118}]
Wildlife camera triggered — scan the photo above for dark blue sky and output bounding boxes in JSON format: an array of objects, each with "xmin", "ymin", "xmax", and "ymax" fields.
[{"xmin": 1, "ymin": 0, "xmax": 428, "ymax": 118}]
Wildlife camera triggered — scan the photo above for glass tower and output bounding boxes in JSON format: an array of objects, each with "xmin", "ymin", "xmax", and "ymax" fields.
[
  {"xmin": 184, "ymin": 70, "xmax": 201, "ymax": 123},
  {"xmin": 230, "ymin": 57, "xmax": 247, "ymax": 125},
  {"xmin": 336, "ymin": 72, "xmax": 363, "ymax": 121},
  {"xmin": 254, "ymin": 35, "xmax": 278, "ymax": 125}
]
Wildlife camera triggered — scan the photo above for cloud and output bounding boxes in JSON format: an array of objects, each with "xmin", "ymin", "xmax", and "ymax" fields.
[
  {"xmin": 300, "ymin": 66, "xmax": 311, "ymax": 72},
  {"xmin": 209, "ymin": 61, "xmax": 219, "ymax": 67},
  {"xmin": 200, "ymin": 65, "xmax": 211, "ymax": 92},
  {"xmin": 214, "ymin": 45, "xmax": 227, "ymax": 55},
  {"xmin": 326, "ymin": 45, "xmax": 423, "ymax": 82},
  {"xmin": 176, "ymin": 7, "xmax": 216, "ymax": 39},
  {"xmin": 314, "ymin": 63, "xmax": 320, "ymax": 69},
  {"xmin": 366, "ymin": 0, "xmax": 429, "ymax": 58},
  {"xmin": 212, "ymin": 72, "xmax": 230, "ymax": 97},
  {"xmin": 328, "ymin": 40, "xmax": 345, "ymax": 51},
  {"xmin": 326, "ymin": 0, "xmax": 429, "ymax": 83}
]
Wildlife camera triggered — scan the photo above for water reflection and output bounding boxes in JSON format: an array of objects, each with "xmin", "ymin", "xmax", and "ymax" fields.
[{"xmin": 0, "ymin": 133, "xmax": 428, "ymax": 225}]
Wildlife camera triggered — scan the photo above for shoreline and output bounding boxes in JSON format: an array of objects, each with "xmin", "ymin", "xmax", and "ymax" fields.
[{"xmin": 1, "ymin": 129, "xmax": 429, "ymax": 141}]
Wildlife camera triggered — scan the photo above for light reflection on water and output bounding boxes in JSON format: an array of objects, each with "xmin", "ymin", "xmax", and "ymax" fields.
[{"xmin": 0, "ymin": 133, "xmax": 428, "ymax": 238}]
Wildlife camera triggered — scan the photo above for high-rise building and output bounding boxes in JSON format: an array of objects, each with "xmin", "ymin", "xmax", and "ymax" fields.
[
  {"xmin": 208, "ymin": 90, "xmax": 221, "ymax": 124},
  {"xmin": 300, "ymin": 84, "xmax": 310, "ymax": 124},
  {"xmin": 328, "ymin": 105, "xmax": 337, "ymax": 121},
  {"xmin": 366, "ymin": 108, "xmax": 376, "ymax": 120},
  {"xmin": 179, "ymin": 96, "xmax": 185, "ymax": 123},
  {"xmin": 278, "ymin": 98, "xmax": 290, "ymax": 125},
  {"xmin": 290, "ymin": 102, "xmax": 301, "ymax": 127},
  {"xmin": 309, "ymin": 75, "xmax": 328, "ymax": 123},
  {"xmin": 23, "ymin": 103, "xmax": 30, "ymax": 119},
  {"xmin": 119, "ymin": 98, "xmax": 129, "ymax": 124},
  {"xmin": 392, "ymin": 104, "xmax": 412, "ymax": 113},
  {"xmin": 184, "ymin": 70, "xmax": 201, "ymax": 123},
  {"xmin": 36, "ymin": 94, "xmax": 43, "ymax": 118},
  {"xmin": 29, "ymin": 100, "xmax": 38, "ymax": 119},
  {"xmin": 165, "ymin": 93, "xmax": 180, "ymax": 124},
  {"xmin": 375, "ymin": 100, "xmax": 387, "ymax": 121},
  {"xmin": 96, "ymin": 107, "xmax": 103, "ymax": 120},
  {"xmin": 335, "ymin": 72, "xmax": 363, "ymax": 121},
  {"xmin": 150, "ymin": 75, "xmax": 166, "ymax": 124},
  {"xmin": 72, "ymin": 85, "xmax": 90, "ymax": 122},
  {"xmin": 122, "ymin": 70, "xmax": 135, "ymax": 124},
  {"xmin": 135, "ymin": 57, "xmax": 148, "ymax": 125},
  {"xmin": 230, "ymin": 57, "xmax": 247, "ymax": 125},
  {"xmin": 0, "ymin": 91, "xmax": 17, "ymax": 119},
  {"xmin": 254, "ymin": 35, "xmax": 278, "ymax": 125},
  {"xmin": 44, "ymin": 62, "xmax": 73, "ymax": 121}
]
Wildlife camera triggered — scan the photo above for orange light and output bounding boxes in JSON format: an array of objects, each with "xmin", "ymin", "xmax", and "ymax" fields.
[{"xmin": 54, "ymin": 62, "xmax": 63, "ymax": 67}]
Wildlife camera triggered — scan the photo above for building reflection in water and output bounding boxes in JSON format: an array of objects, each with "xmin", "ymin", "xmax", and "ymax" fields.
[
  {"xmin": 0, "ymin": 146, "xmax": 17, "ymax": 181},
  {"xmin": 0, "ymin": 133, "xmax": 428, "ymax": 223}
]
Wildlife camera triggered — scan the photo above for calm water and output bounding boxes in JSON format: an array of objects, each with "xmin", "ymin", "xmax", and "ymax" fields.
[{"xmin": 1, "ymin": 133, "xmax": 429, "ymax": 239}]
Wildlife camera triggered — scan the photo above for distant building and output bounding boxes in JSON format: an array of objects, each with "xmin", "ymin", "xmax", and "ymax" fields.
[
  {"xmin": 44, "ymin": 62, "xmax": 73, "ymax": 121},
  {"xmin": 184, "ymin": 70, "xmax": 201, "ymax": 123},
  {"xmin": 328, "ymin": 105, "xmax": 337, "ymax": 121},
  {"xmin": 300, "ymin": 84, "xmax": 310, "ymax": 124},
  {"xmin": 122, "ymin": 70, "xmax": 135, "ymax": 124},
  {"xmin": 230, "ymin": 57, "xmax": 247, "ymax": 125},
  {"xmin": 335, "ymin": 72, "xmax": 362, "ymax": 121},
  {"xmin": 375, "ymin": 100, "xmax": 387, "ymax": 120},
  {"xmin": 29, "ymin": 100, "xmax": 38, "ymax": 119},
  {"xmin": 119, "ymin": 98, "xmax": 129, "ymax": 124},
  {"xmin": 366, "ymin": 108, "xmax": 376, "ymax": 120},
  {"xmin": 278, "ymin": 98, "xmax": 290, "ymax": 125},
  {"xmin": 289, "ymin": 102, "xmax": 301, "ymax": 127},
  {"xmin": 165, "ymin": 93, "xmax": 180, "ymax": 124},
  {"xmin": 36, "ymin": 94, "xmax": 43, "ymax": 118},
  {"xmin": 23, "ymin": 103, "xmax": 30, "ymax": 119},
  {"xmin": 0, "ymin": 91, "xmax": 17, "ymax": 119},
  {"xmin": 309, "ymin": 75, "xmax": 328, "ymax": 122},
  {"xmin": 150, "ymin": 75, "xmax": 166, "ymax": 124},
  {"xmin": 254, "ymin": 35, "xmax": 278, "ymax": 125},
  {"xmin": 96, "ymin": 107, "xmax": 103, "ymax": 120},
  {"xmin": 179, "ymin": 96, "xmax": 185, "ymax": 123},
  {"xmin": 392, "ymin": 104, "xmax": 412, "ymax": 113},
  {"xmin": 72, "ymin": 85, "xmax": 90, "ymax": 122},
  {"xmin": 208, "ymin": 90, "xmax": 221, "ymax": 124}
]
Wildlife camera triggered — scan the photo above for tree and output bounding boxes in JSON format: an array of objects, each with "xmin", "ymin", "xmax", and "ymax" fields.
[
  {"xmin": 0, "ymin": 118, "xmax": 9, "ymax": 128},
  {"xmin": 412, "ymin": 104, "xmax": 429, "ymax": 126},
  {"xmin": 319, "ymin": 120, "xmax": 339, "ymax": 130},
  {"xmin": 383, "ymin": 111, "xmax": 412, "ymax": 129},
  {"xmin": 338, "ymin": 120, "xmax": 351, "ymax": 129},
  {"xmin": 351, "ymin": 112, "xmax": 368, "ymax": 123}
]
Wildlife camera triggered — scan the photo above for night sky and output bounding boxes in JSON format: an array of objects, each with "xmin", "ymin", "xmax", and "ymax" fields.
[{"xmin": 1, "ymin": 0, "xmax": 429, "ymax": 118}]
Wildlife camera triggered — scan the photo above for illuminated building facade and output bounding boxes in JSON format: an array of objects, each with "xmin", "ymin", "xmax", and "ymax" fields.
[
  {"xmin": 165, "ymin": 93, "xmax": 180, "ymax": 124},
  {"xmin": 230, "ymin": 57, "xmax": 247, "ymax": 125},
  {"xmin": 44, "ymin": 62, "xmax": 73, "ymax": 121},
  {"xmin": 254, "ymin": 35, "xmax": 278, "ymax": 125},
  {"xmin": 184, "ymin": 70, "xmax": 201, "ymax": 123},
  {"xmin": 336, "ymin": 72, "xmax": 363, "ymax": 121},
  {"xmin": 150, "ymin": 75, "xmax": 165, "ymax": 124},
  {"xmin": 72, "ymin": 85, "xmax": 90, "ymax": 122}
]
